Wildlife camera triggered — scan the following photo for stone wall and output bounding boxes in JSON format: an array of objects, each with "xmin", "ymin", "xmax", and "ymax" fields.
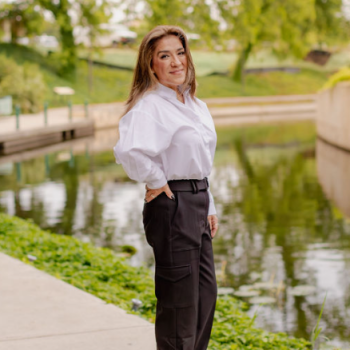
[
  {"xmin": 74, "ymin": 102, "xmax": 124, "ymax": 130},
  {"xmin": 317, "ymin": 81, "xmax": 350, "ymax": 151}
]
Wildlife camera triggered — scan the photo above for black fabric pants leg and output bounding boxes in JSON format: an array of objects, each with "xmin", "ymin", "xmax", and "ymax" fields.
[{"xmin": 142, "ymin": 184, "xmax": 217, "ymax": 350}]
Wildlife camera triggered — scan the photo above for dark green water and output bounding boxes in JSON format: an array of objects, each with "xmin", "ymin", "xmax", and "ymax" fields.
[{"xmin": 0, "ymin": 130, "xmax": 349, "ymax": 348}]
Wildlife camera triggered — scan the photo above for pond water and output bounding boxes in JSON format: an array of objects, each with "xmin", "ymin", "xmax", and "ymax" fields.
[{"xmin": 0, "ymin": 128, "xmax": 349, "ymax": 348}]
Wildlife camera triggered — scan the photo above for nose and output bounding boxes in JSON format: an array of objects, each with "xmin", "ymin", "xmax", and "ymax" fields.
[{"xmin": 171, "ymin": 55, "xmax": 181, "ymax": 66}]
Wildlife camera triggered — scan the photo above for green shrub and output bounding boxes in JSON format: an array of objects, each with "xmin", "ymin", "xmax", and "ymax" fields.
[
  {"xmin": 322, "ymin": 67, "xmax": 350, "ymax": 90},
  {"xmin": 0, "ymin": 54, "xmax": 46, "ymax": 113}
]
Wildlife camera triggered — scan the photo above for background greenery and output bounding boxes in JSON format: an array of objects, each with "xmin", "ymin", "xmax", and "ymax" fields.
[
  {"xmin": 0, "ymin": 43, "xmax": 334, "ymax": 111},
  {"xmin": 0, "ymin": 54, "xmax": 46, "ymax": 113}
]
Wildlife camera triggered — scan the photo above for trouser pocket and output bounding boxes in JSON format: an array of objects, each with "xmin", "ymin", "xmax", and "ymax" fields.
[{"xmin": 155, "ymin": 264, "xmax": 194, "ymax": 308}]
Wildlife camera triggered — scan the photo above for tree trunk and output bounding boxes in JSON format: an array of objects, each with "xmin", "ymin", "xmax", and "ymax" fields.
[
  {"xmin": 232, "ymin": 42, "xmax": 253, "ymax": 83},
  {"xmin": 88, "ymin": 46, "xmax": 93, "ymax": 94},
  {"xmin": 59, "ymin": 24, "xmax": 76, "ymax": 75},
  {"xmin": 57, "ymin": 0, "xmax": 76, "ymax": 75},
  {"xmin": 10, "ymin": 19, "xmax": 18, "ymax": 44}
]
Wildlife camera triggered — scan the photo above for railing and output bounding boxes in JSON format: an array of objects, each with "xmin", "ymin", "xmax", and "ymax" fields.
[{"xmin": 2, "ymin": 101, "xmax": 90, "ymax": 131}]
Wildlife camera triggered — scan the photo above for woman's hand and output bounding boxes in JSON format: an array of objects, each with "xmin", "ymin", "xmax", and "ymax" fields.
[
  {"xmin": 145, "ymin": 184, "xmax": 175, "ymax": 203},
  {"xmin": 208, "ymin": 215, "xmax": 219, "ymax": 238}
]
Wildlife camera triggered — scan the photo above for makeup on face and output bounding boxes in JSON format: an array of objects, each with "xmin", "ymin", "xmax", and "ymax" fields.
[{"xmin": 152, "ymin": 36, "xmax": 188, "ymax": 91}]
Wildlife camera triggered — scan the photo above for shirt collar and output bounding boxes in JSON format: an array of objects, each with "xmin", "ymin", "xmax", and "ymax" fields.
[{"xmin": 154, "ymin": 82, "xmax": 190, "ymax": 101}]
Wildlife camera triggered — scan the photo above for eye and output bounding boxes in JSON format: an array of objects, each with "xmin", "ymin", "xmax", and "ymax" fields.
[
  {"xmin": 160, "ymin": 54, "xmax": 169, "ymax": 59},
  {"xmin": 179, "ymin": 51, "xmax": 185, "ymax": 55}
]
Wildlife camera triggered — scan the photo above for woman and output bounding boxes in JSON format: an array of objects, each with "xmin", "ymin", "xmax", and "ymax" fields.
[{"xmin": 113, "ymin": 25, "xmax": 218, "ymax": 350}]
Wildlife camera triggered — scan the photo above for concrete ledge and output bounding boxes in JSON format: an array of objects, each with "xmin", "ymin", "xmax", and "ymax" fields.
[
  {"xmin": 204, "ymin": 94, "xmax": 316, "ymax": 106},
  {"xmin": 0, "ymin": 120, "xmax": 94, "ymax": 142},
  {"xmin": 0, "ymin": 120, "xmax": 94, "ymax": 155},
  {"xmin": 317, "ymin": 82, "xmax": 350, "ymax": 152},
  {"xmin": 209, "ymin": 102, "xmax": 316, "ymax": 119},
  {"xmin": 214, "ymin": 112, "xmax": 315, "ymax": 126}
]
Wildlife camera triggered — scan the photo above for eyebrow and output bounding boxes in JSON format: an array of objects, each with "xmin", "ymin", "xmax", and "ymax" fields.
[{"xmin": 157, "ymin": 47, "xmax": 184, "ymax": 55}]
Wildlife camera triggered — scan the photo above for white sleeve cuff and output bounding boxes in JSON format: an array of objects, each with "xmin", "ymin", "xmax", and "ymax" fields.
[
  {"xmin": 146, "ymin": 176, "xmax": 168, "ymax": 190},
  {"xmin": 207, "ymin": 188, "xmax": 217, "ymax": 216}
]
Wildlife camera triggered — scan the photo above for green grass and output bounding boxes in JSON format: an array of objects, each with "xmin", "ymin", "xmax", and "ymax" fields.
[
  {"xmin": 0, "ymin": 212, "xmax": 310, "ymax": 350},
  {"xmin": 42, "ymin": 61, "xmax": 132, "ymax": 106},
  {"xmin": 0, "ymin": 42, "xmax": 57, "ymax": 72},
  {"xmin": 215, "ymin": 121, "xmax": 316, "ymax": 148},
  {"xmin": 79, "ymin": 48, "xmax": 237, "ymax": 76},
  {"xmin": 197, "ymin": 69, "xmax": 329, "ymax": 98},
  {"xmin": 79, "ymin": 47, "xmax": 350, "ymax": 76}
]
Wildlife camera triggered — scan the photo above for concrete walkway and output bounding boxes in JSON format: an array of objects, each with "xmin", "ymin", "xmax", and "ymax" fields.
[
  {"xmin": 0, "ymin": 253, "xmax": 156, "ymax": 350},
  {"xmin": 0, "ymin": 95, "xmax": 317, "ymax": 135},
  {"xmin": 0, "ymin": 102, "xmax": 125, "ymax": 136}
]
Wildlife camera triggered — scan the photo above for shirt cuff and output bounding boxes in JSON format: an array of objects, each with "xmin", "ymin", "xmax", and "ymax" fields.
[
  {"xmin": 146, "ymin": 176, "xmax": 168, "ymax": 190},
  {"xmin": 207, "ymin": 188, "xmax": 217, "ymax": 216}
]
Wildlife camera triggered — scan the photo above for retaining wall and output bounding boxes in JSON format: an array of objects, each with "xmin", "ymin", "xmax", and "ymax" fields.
[
  {"xmin": 317, "ymin": 81, "xmax": 350, "ymax": 151},
  {"xmin": 317, "ymin": 138, "xmax": 350, "ymax": 218}
]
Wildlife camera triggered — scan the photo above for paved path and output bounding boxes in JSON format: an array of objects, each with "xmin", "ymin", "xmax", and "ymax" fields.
[
  {"xmin": 0, "ymin": 95, "xmax": 316, "ymax": 136},
  {"xmin": 210, "ymin": 102, "xmax": 316, "ymax": 125},
  {"xmin": 0, "ymin": 253, "xmax": 156, "ymax": 350}
]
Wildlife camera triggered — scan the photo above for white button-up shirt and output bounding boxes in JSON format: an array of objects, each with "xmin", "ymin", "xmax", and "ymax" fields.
[{"xmin": 113, "ymin": 83, "xmax": 217, "ymax": 215}]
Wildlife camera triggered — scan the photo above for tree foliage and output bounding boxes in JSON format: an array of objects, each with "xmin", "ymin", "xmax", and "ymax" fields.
[
  {"xmin": 144, "ymin": 0, "xmax": 221, "ymax": 47},
  {"xmin": 0, "ymin": 0, "xmax": 45, "ymax": 43},
  {"xmin": 215, "ymin": 0, "xmax": 349, "ymax": 81},
  {"xmin": 314, "ymin": 0, "xmax": 349, "ymax": 45},
  {"xmin": 0, "ymin": 54, "xmax": 46, "ymax": 113},
  {"xmin": 33, "ymin": 0, "xmax": 112, "ymax": 76}
]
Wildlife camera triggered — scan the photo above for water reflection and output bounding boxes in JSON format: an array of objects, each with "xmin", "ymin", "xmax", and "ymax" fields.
[
  {"xmin": 317, "ymin": 138, "xmax": 350, "ymax": 218},
  {"xmin": 0, "ymin": 131, "xmax": 350, "ymax": 347},
  {"xmin": 211, "ymin": 141, "xmax": 350, "ymax": 347}
]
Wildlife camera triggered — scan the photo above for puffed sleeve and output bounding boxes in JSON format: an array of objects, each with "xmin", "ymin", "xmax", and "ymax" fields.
[{"xmin": 113, "ymin": 110, "xmax": 172, "ymax": 189}]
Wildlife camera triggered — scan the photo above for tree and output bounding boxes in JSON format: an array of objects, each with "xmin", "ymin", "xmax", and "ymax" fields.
[
  {"xmin": 314, "ymin": 0, "xmax": 349, "ymax": 46},
  {"xmin": 216, "ymin": 0, "xmax": 315, "ymax": 82},
  {"xmin": 34, "ymin": 0, "xmax": 76, "ymax": 75},
  {"xmin": 35, "ymin": 0, "xmax": 113, "ymax": 76},
  {"xmin": 144, "ymin": 0, "xmax": 221, "ymax": 47},
  {"xmin": 0, "ymin": 0, "xmax": 45, "ymax": 43},
  {"xmin": 78, "ymin": 0, "xmax": 112, "ymax": 93},
  {"xmin": 215, "ymin": 0, "xmax": 349, "ymax": 82}
]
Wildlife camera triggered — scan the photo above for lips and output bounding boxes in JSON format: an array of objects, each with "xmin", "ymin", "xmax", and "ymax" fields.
[{"xmin": 170, "ymin": 69, "xmax": 184, "ymax": 74}]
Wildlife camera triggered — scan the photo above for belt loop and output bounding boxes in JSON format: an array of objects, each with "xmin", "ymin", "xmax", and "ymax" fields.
[
  {"xmin": 205, "ymin": 177, "xmax": 209, "ymax": 188},
  {"xmin": 190, "ymin": 180, "xmax": 199, "ymax": 194}
]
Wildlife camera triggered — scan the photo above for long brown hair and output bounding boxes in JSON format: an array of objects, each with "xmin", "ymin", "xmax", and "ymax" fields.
[{"xmin": 123, "ymin": 25, "xmax": 197, "ymax": 116}]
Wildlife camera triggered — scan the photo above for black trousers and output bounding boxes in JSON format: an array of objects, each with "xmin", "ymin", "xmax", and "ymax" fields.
[{"xmin": 142, "ymin": 179, "xmax": 217, "ymax": 350}]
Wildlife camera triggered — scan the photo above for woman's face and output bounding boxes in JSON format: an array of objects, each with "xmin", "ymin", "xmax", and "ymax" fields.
[{"xmin": 151, "ymin": 35, "xmax": 188, "ymax": 91}]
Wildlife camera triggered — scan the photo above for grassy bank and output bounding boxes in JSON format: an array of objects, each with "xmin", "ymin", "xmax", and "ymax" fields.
[
  {"xmin": 216, "ymin": 121, "xmax": 316, "ymax": 148},
  {"xmin": 0, "ymin": 43, "xmax": 330, "ymax": 110},
  {"xmin": 196, "ymin": 69, "xmax": 327, "ymax": 98},
  {"xmin": 0, "ymin": 212, "xmax": 310, "ymax": 349},
  {"xmin": 79, "ymin": 47, "xmax": 350, "ymax": 76}
]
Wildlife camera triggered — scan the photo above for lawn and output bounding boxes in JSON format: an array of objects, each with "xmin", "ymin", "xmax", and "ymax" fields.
[{"xmin": 79, "ymin": 47, "xmax": 350, "ymax": 76}]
